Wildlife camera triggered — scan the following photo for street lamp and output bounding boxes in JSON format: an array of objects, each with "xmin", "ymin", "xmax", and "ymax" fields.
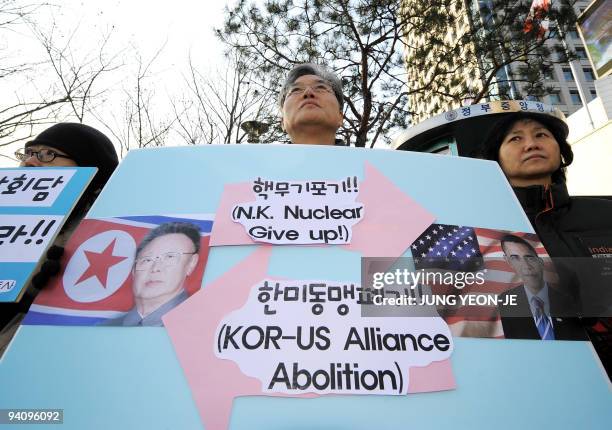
[{"xmin": 240, "ymin": 120, "xmax": 270, "ymax": 143}]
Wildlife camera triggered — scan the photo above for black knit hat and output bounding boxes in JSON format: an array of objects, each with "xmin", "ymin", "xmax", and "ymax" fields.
[
  {"xmin": 26, "ymin": 123, "xmax": 119, "ymax": 191},
  {"xmin": 480, "ymin": 112, "xmax": 573, "ymax": 183}
]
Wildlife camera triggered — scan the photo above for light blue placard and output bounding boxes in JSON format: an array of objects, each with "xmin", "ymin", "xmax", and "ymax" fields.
[
  {"xmin": 0, "ymin": 325, "xmax": 201, "ymax": 430},
  {"xmin": 0, "ymin": 167, "xmax": 96, "ymax": 302},
  {"xmin": 90, "ymin": 145, "xmax": 532, "ymax": 232},
  {"xmin": 1, "ymin": 146, "xmax": 609, "ymax": 429},
  {"xmin": 1, "ymin": 328, "xmax": 610, "ymax": 430}
]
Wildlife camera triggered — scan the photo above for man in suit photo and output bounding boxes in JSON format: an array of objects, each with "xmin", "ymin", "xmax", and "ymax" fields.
[
  {"xmin": 101, "ymin": 222, "xmax": 201, "ymax": 327},
  {"xmin": 497, "ymin": 234, "xmax": 586, "ymax": 340}
]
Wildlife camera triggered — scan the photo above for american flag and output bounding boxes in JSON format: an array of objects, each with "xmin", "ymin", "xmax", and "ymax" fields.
[
  {"xmin": 410, "ymin": 224, "xmax": 551, "ymax": 339},
  {"xmin": 411, "ymin": 225, "xmax": 483, "ymax": 272}
]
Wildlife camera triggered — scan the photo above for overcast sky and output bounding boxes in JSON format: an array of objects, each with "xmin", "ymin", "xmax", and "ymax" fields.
[{"xmin": 0, "ymin": 0, "xmax": 229, "ymax": 167}]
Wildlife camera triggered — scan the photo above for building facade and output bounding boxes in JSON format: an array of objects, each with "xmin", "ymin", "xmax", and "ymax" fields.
[{"xmin": 404, "ymin": 0, "xmax": 597, "ymax": 124}]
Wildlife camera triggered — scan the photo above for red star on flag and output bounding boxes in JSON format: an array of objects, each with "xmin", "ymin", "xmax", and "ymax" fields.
[{"xmin": 75, "ymin": 238, "xmax": 129, "ymax": 288}]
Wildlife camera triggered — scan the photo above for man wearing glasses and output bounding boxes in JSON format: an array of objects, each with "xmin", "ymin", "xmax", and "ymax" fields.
[
  {"xmin": 279, "ymin": 63, "xmax": 345, "ymax": 145},
  {"xmin": 497, "ymin": 234, "xmax": 585, "ymax": 340},
  {"xmin": 102, "ymin": 222, "xmax": 201, "ymax": 327}
]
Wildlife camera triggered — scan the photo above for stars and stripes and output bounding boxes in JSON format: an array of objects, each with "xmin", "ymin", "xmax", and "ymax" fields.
[
  {"xmin": 411, "ymin": 224, "xmax": 483, "ymax": 272},
  {"xmin": 410, "ymin": 224, "xmax": 551, "ymax": 339}
]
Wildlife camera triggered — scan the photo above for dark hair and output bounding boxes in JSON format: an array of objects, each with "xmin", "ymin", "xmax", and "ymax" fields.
[
  {"xmin": 278, "ymin": 63, "xmax": 344, "ymax": 111},
  {"xmin": 481, "ymin": 112, "xmax": 573, "ymax": 183},
  {"xmin": 135, "ymin": 222, "xmax": 201, "ymax": 258},
  {"xmin": 500, "ymin": 234, "xmax": 538, "ymax": 256}
]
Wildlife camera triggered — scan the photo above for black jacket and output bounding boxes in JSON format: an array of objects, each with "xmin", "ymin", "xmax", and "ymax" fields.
[
  {"xmin": 513, "ymin": 183, "xmax": 612, "ymax": 258},
  {"xmin": 514, "ymin": 183, "xmax": 612, "ymax": 316},
  {"xmin": 514, "ymin": 182, "xmax": 612, "ymax": 377}
]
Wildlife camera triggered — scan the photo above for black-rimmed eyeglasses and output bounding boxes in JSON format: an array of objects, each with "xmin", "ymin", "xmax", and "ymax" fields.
[{"xmin": 14, "ymin": 148, "xmax": 74, "ymax": 163}]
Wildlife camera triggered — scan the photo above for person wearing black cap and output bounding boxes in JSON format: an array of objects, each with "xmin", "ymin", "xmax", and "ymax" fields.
[
  {"xmin": 0, "ymin": 123, "xmax": 119, "ymax": 355},
  {"xmin": 15, "ymin": 122, "xmax": 119, "ymax": 236},
  {"xmin": 11, "ymin": 122, "xmax": 119, "ymax": 288},
  {"xmin": 482, "ymin": 110, "xmax": 612, "ymax": 378},
  {"xmin": 482, "ymin": 111, "xmax": 612, "ymax": 259}
]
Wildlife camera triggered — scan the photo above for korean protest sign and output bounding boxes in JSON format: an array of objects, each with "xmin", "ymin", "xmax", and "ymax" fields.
[
  {"xmin": 0, "ymin": 167, "xmax": 96, "ymax": 302},
  {"xmin": 2, "ymin": 145, "xmax": 610, "ymax": 430}
]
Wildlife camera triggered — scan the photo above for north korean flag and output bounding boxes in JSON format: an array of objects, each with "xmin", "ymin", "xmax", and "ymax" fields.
[{"xmin": 24, "ymin": 215, "xmax": 212, "ymax": 326}]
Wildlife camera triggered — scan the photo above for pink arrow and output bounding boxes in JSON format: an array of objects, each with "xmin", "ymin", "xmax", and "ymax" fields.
[{"xmin": 343, "ymin": 161, "xmax": 435, "ymax": 257}]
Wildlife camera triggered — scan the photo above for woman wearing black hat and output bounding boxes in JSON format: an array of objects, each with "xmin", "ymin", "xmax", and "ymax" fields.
[
  {"xmin": 16, "ymin": 122, "xmax": 119, "ymax": 241},
  {"xmin": 482, "ymin": 111, "xmax": 612, "ymax": 257},
  {"xmin": 0, "ymin": 123, "xmax": 119, "ymax": 355},
  {"xmin": 482, "ymin": 111, "xmax": 612, "ymax": 379}
]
